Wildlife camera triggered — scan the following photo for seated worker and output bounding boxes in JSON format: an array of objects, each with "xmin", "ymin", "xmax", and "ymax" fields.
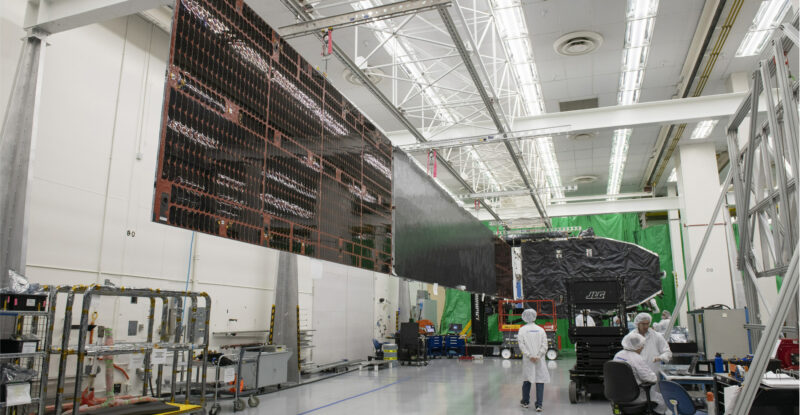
[
  {"xmin": 613, "ymin": 332, "xmax": 665, "ymax": 414},
  {"xmin": 575, "ymin": 309, "xmax": 596, "ymax": 327}
]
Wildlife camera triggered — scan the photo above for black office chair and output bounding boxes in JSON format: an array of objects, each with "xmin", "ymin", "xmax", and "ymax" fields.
[{"xmin": 603, "ymin": 361, "xmax": 657, "ymax": 415}]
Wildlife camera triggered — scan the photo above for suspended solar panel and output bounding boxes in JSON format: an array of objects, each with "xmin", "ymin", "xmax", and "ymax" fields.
[{"xmin": 153, "ymin": 0, "xmax": 393, "ymax": 272}]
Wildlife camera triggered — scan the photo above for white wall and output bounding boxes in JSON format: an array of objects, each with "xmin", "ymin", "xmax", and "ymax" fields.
[{"xmin": 1, "ymin": 4, "xmax": 407, "ymax": 390}]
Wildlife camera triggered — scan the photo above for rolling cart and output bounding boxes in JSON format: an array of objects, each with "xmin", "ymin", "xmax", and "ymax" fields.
[{"xmin": 397, "ymin": 323, "xmax": 428, "ymax": 366}]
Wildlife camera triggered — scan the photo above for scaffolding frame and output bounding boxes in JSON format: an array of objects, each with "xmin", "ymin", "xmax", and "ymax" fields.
[{"xmin": 666, "ymin": 19, "xmax": 799, "ymax": 415}]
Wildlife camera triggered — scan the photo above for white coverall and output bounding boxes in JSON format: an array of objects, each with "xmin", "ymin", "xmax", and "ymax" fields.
[
  {"xmin": 613, "ymin": 349, "xmax": 665, "ymax": 413},
  {"xmin": 517, "ymin": 323, "xmax": 551, "ymax": 384},
  {"xmin": 640, "ymin": 327, "xmax": 672, "ymax": 375},
  {"xmin": 653, "ymin": 318, "xmax": 671, "ymax": 334},
  {"xmin": 575, "ymin": 314, "xmax": 596, "ymax": 327}
]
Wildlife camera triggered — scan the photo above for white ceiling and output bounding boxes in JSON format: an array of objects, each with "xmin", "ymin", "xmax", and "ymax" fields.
[{"xmin": 251, "ymin": 0, "xmax": 796, "ymax": 225}]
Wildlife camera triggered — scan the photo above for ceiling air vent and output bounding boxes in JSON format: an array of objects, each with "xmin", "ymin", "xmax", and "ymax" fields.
[
  {"xmin": 554, "ymin": 31, "xmax": 604, "ymax": 56},
  {"xmin": 572, "ymin": 175, "xmax": 598, "ymax": 184},
  {"xmin": 570, "ymin": 132, "xmax": 596, "ymax": 141},
  {"xmin": 559, "ymin": 98, "xmax": 598, "ymax": 112}
]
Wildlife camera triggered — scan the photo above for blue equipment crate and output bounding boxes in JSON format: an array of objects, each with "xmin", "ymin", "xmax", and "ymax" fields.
[
  {"xmin": 426, "ymin": 335, "xmax": 444, "ymax": 357},
  {"xmin": 444, "ymin": 335, "xmax": 466, "ymax": 357}
]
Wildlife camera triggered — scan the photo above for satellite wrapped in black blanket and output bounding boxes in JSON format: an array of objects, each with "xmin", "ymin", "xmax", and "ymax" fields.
[{"xmin": 521, "ymin": 236, "xmax": 662, "ymax": 317}]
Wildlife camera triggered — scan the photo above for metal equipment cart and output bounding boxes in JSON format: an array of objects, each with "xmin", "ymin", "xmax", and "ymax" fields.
[
  {"xmin": 566, "ymin": 278, "xmax": 628, "ymax": 404},
  {"xmin": 498, "ymin": 299, "xmax": 559, "ymax": 360},
  {"xmin": 49, "ymin": 285, "xmax": 211, "ymax": 414},
  {"xmin": 0, "ymin": 287, "xmax": 53, "ymax": 415}
]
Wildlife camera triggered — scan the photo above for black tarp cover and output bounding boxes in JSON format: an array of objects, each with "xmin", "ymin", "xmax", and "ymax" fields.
[
  {"xmin": 522, "ymin": 237, "xmax": 662, "ymax": 317},
  {"xmin": 393, "ymin": 150, "xmax": 496, "ymax": 294}
]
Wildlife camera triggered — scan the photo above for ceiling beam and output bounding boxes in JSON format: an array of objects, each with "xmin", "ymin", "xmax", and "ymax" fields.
[
  {"xmin": 398, "ymin": 125, "xmax": 568, "ymax": 151},
  {"xmin": 550, "ymin": 192, "xmax": 654, "ymax": 203},
  {"xmin": 277, "ymin": 0, "xmax": 451, "ymax": 39},
  {"xmin": 278, "ymin": 0, "xmax": 507, "ymax": 228},
  {"xmin": 439, "ymin": 6, "xmax": 551, "ymax": 227},
  {"xmin": 457, "ymin": 185, "xmax": 578, "ymax": 199},
  {"xmin": 24, "ymin": 0, "xmax": 171, "ymax": 34},
  {"xmin": 475, "ymin": 196, "xmax": 680, "ymax": 221},
  {"xmin": 387, "ymin": 92, "xmax": 748, "ymax": 146}
]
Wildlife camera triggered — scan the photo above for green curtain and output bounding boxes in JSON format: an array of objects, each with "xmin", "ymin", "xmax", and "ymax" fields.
[
  {"xmin": 438, "ymin": 288, "xmax": 471, "ymax": 334},
  {"xmin": 551, "ymin": 213, "xmax": 640, "ymax": 243},
  {"xmin": 486, "ymin": 314, "xmax": 504, "ymax": 343},
  {"xmin": 635, "ymin": 224, "xmax": 676, "ymax": 315}
]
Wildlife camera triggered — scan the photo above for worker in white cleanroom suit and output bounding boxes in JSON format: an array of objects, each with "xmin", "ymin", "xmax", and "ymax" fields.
[
  {"xmin": 634, "ymin": 312, "xmax": 672, "ymax": 374},
  {"xmin": 613, "ymin": 332, "xmax": 665, "ymax": 414},
  {"xmin": 518, "ymin": 308, "xmax": 550, "ymax": 412},
  {"xmin": 575, "ymin": 309, "xmax": 596, "ymax": 327},
  {"xmin": 653, "ymin": 310, "xmax": 672, "ymax": 334}
]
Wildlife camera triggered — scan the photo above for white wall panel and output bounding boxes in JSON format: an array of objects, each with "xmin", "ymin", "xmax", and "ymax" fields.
[
  {"xmin": 346, "ymin": 268, "xmax": 374, "ymax": 361},
  {"xmin": 312, "ymin": 271, "xmax": 348, "ymax": 364},
  {"xmin": 26, "ymin": 180, "xmax": 106, "ymax": 272}
]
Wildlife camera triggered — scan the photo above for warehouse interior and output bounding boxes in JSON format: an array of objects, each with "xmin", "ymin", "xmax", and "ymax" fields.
[{"xmin": 1, "ymin": 0, "xmax": 799, "ymax": 414}]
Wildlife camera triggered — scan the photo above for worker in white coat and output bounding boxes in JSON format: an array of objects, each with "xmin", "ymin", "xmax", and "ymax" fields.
[
  {"xmin": 575, "ymin": 309, "xmax": 596, "ymax": 327},
  {"xmin": 634, "ymin": 312, "xmax": 672, "ymax": 374},
  {"xmin": 517, "ymin": 308, "xmax": 550, "ymax": 412},
  {"xmin": 613, "ymin": 332, "xmax": 665, "ymax": 414},
  {"xmin": 653, "ymin": 310, "xmax": 672, "ymax": 334}
]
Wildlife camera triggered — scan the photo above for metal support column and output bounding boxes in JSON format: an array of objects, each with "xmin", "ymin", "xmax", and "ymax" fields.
[
  {"xmin": 665, "ymin": 169, "xmax": 733, "ymax": 335},
  {"xmin": 0, "ymin": 30, "xmax": 47, "ymax": 288},
  {"xmin": 273, "ymin": 251, "xmax": 300, "ymax": 383}
]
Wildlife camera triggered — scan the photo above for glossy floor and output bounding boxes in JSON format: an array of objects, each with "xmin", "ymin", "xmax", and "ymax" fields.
[{"xmin": 240, "ymin": 356, "xmax": 611, "ymax": 414}]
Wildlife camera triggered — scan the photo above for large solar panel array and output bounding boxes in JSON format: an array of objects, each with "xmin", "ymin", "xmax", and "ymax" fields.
[{"xmin": 153, "ymin": 0, "xmax": 393, "ymax": 272}]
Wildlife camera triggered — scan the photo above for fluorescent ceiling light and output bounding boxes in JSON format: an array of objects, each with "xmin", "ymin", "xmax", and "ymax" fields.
[
  {"xmin": 667, "ymin": 168, "xmax": 677, "ymax": 182},
  {"xmin": 534, "ymin": 137, "xmax": 565, "ymax": 199},
  {"xmin": 627, "ymin": 0, "xmax": 659, "ymax": 19},
  {"xmin": 607, "ymin": 129, "xmax": 632, "ymax": 198},
  {"xmin": 690, "ymin": 119, "xmax": 719, "ymax": 139},
  {"xmin": 608, "ymin": 0, "xmax": 659, "ymax": 198},
  {"xmin": 490, "ymin": 0, "xmax": 562, "ymax": 202},
  {"xmin": 736, "ymin": 0, "xmax": 792, "ymax": 57}
]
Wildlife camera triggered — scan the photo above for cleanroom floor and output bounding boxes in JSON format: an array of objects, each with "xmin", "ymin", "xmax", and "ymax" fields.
[{"xmin": 236, "ymin": 356, "xmax": 611, "ymax": 414}]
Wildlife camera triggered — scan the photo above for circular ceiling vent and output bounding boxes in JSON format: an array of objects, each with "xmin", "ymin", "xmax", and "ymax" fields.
[
  {"xmin": 343, "ymin": 56, "xmax": 383, "ymax": 85},
  {"xmin": 570, "ymin": 132, "xmax": 595, "ymax": 141},
  {"xmin": 572, "ymin": 175, "xmax": 598, "ymax": 184},
  {"xmin": 554, "ymin": 31, "xmax": 604, "ymax": 56}
]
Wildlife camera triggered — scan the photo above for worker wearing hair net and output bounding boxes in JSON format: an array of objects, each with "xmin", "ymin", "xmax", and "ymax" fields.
[
  {"xmin": 517, "ymin": 308, "xmax": 550, "ymax": 411},
  {"xmin": 653, "ymin": 310, "xmax": 672, "ymax": 334},
  {"xmin": 613, "ymin": 332, "xmax": 665, "ymax": 413},
  {"xmin": 634, "ymin": 312, "xmax": 672, "ymax": 373}
]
